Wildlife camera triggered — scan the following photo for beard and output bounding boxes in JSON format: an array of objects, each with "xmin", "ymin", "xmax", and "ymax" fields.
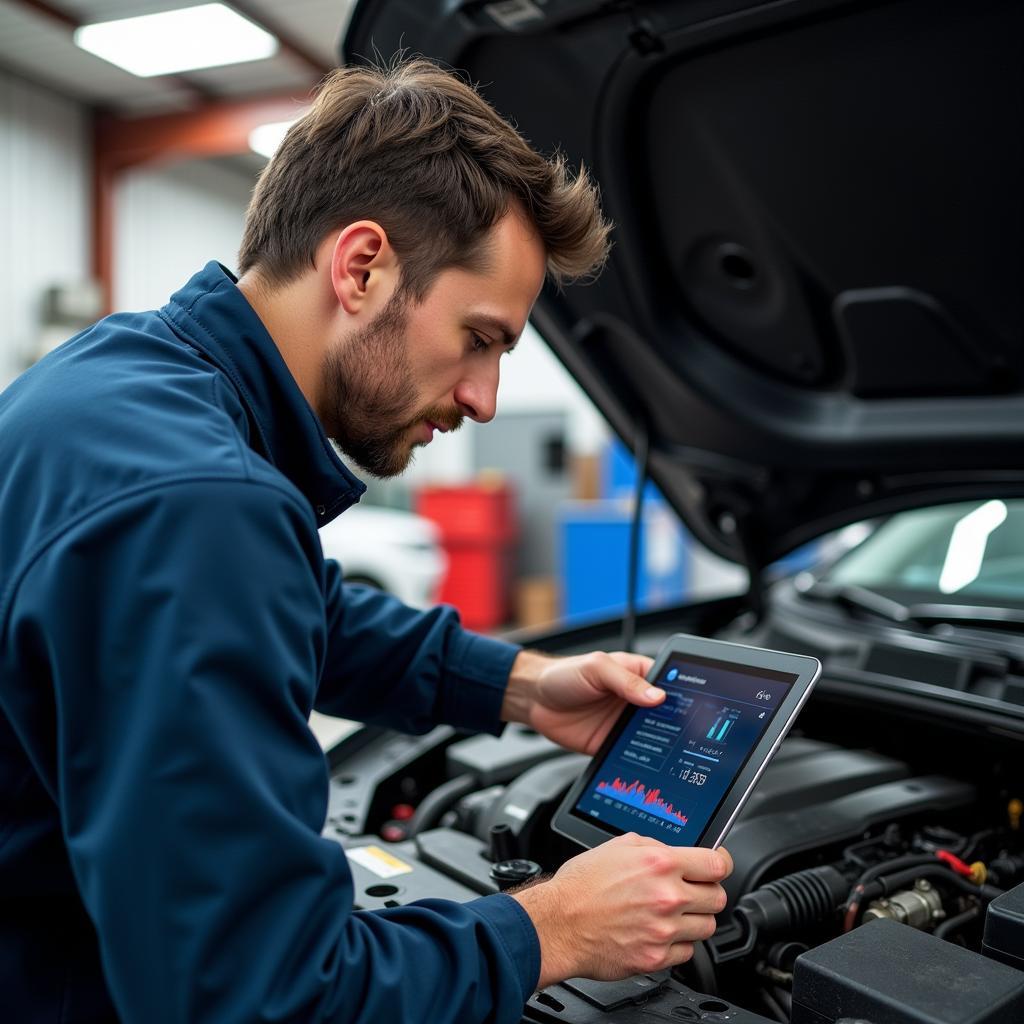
[{"xmin": 319, "ymin": 293, "xmax": 463, "ymax": 478}]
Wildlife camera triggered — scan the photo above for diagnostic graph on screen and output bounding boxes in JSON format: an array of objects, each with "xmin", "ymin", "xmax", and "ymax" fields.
[{"xmin": 594, "ymin": 777, "xmax": 689, "ymax": 825}]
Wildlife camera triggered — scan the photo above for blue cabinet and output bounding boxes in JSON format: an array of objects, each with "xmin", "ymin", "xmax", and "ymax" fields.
[{"xmin": 558, "ymin": 500, "xmax": 689, "ymax": 621}]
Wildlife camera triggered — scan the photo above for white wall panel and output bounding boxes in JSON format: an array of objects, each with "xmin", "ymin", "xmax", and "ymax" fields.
[
  {"xmin": 0, "ymin": 70, "xmax": 90, "ymax": 389},
  {"xmin": 114, "ymin": 158, "xmax": 253, "ymax": 312},
  {"xmin": 496, "ymin": 322, "xmax": 609, "ymax": 455}
]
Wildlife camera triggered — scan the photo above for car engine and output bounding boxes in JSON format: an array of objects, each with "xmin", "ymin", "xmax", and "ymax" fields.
[{"xmin": 322, "ymin": 688, "xmax": 1024, "ymax": 1024}]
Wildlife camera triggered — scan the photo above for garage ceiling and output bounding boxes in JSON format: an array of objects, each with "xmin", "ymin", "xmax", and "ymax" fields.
[{"xmin": 0, "ymin": 0, "xmax": 354, "ymax": 114}]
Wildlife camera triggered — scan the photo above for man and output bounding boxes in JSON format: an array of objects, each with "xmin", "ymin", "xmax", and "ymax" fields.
[{"xmin": 0, "ymin": 60, "xmax": 731, "ymax": 1023}]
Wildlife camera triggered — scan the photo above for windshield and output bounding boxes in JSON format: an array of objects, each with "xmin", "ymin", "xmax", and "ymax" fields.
[{"xmin": 823, "ymin": 500, "xmax": 1024, "ymax": 607}]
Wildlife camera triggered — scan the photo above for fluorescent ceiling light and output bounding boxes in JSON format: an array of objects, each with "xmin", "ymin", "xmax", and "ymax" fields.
[
  {"xmin": 938, "ymin": 499, "xmax": 1007, "ymax": 594},
  {"xmin": 249, "ymin": 118, "xmax": 300, "ymax": 159},
  {"xmin": 74, "ymin": 4, "xmax": 278, "ymax": 78}
]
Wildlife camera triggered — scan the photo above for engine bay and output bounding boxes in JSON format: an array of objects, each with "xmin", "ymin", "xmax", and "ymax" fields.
[{"xmin": 321, "ymin": 602, "xmax": 1024, "ymax": 1023}]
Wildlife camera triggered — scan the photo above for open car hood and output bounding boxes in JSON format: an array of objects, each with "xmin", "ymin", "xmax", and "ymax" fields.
[{"xmin": 342, "ymin": 0, "xmax": 1024, "ymax": 569}]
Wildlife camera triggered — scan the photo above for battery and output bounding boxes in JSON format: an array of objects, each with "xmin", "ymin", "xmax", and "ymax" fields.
[
  {"xmin": 983, "ymin": 881, "xmax": 1024, "ymax": 972},
  {"xmin": 792, "ymin": 918, "xmax": 1024, "ymax": 1023}
]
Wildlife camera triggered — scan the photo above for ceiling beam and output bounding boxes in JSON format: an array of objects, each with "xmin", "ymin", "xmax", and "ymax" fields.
[
  {"xmin": 228, "ymin": 1, "xmax": 334, "ymax": 80},
  {"xmin": 95, "ymin": 92, "xmax": 310, "ymax": 170},
  {"xmin": 17, "ymin": 0, "xmax": 75, "ymax": 31}
]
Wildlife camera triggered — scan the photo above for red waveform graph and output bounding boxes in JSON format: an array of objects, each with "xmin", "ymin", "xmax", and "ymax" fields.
[{"xmin": 595, "ymin": 777, "xmax": 689, "ymax": 825}]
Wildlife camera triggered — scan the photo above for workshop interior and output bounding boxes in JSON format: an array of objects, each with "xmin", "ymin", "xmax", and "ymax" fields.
[{"xmin": 2, "ymin": 0, "xmax": 1023, "ymax": 1022}]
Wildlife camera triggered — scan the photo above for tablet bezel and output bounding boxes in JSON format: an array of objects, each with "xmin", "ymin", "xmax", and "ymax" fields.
[{"xmin": 551, "ymin": 633, "xmax": 822, "ymax": 851}]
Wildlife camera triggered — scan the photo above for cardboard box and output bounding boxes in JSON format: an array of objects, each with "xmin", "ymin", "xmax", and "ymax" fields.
[{"xmin": 515, "ymin": 576, "xmax": 559, "ymax": 629}]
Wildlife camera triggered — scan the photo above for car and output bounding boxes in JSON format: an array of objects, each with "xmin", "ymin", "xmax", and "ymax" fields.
[
  {"xmin": 324, "ymin": 3, "xmax": 1024, "ymax": 1022},
  {"xmin": 318, "ymin": 504, "xmax": 446, "ymax": 609}
]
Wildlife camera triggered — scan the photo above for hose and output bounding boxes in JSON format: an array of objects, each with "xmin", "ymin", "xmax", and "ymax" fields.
[
  {"xmin": 715, "ymin": 865, "xmax": 849, "ymax": 963},
  {"xmin": 621, "ymin": 420, "xmax": 649, "ymax": 654},
  {"xmin": 774, "ymin": 985, "xmax": 793, "ymax": 1018},
  {"xmin": 868, "ymin": 864, "xmax": 1003, "ymax": 903},
  {"xmin": 850, "ymin": 854, "xmax": 938, "ymax": 892},
  {"xmin": 934, "ymin": 905, "xmax": 982, "ymax": 941},
  {"xmin": 406, "ymin": 773, "xmax": 478, "ymax": 837},
  {"xmin": 759, "ymin": 988, "xmax": 787, "ymax": 1022},
  {"xmin": 687, "ymin": 940, "xmax": 717, "ymax": 996}
]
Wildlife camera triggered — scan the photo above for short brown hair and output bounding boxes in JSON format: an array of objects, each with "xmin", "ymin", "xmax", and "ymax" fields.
[{"xmin": 238, "ymin": 57, "xmax": 610, "ymax": 299}]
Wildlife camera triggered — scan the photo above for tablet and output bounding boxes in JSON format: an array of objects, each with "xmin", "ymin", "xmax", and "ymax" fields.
[{"xmin": 552, "ymin": 634, "xmax": 821, "ymax": 850}]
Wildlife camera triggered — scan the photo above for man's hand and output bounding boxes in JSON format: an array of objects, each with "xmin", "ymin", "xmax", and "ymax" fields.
[
  {"xmin": 512, "ymin": 835, "xmax": 733, "ymax": 988},
  {"xmin": 501, "ymin": 650, "xmax": 661, "ymax": 755}
]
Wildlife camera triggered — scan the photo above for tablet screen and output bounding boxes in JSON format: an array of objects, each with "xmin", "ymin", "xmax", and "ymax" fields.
[{"xmin": 570, "ymin": 653, "xmax": 797, "ymax": 844}]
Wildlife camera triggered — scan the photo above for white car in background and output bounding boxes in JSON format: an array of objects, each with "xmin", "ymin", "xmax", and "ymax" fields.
[{"xmin": 318, "ymin": 505, "xmax": 446, "ymax": 609}]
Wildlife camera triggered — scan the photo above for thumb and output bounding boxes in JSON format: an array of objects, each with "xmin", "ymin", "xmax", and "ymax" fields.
[
  {"xmin": 609, "ymin": 651, "xmax": 655, "ymax": 679},
  {"xmin": 594, "ymin": 653, "xmax": 664, "ymax": 707}
]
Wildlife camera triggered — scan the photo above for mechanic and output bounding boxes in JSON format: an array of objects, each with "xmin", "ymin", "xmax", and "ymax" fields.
[{"xmin": 0, "ymin": 59, "xmax": 731, "ymax": 1023}]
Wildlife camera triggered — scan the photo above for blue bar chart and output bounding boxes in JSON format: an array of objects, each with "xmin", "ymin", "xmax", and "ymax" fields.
[{"xmin": 706, "ymin": 716, "xmax": 736, "ymax": 740}]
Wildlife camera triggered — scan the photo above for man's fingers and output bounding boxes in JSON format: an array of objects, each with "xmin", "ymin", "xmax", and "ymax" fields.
[
  {"xmin": 716, "ymin": 846, "xmax": 734, "ymax": 879},
  {"xmin": 666, "ymin": 941, "xmax": 696, "ymax": 966},
  {"xmin": 680, "ymin": 882, "xmax": 728, "ymax": 915},
  {"xmin": 592, "ymin": 653, "xmax": 663, "ymax": 706},
  {"xmin": 609, "ymin": 651, "xmax": 655, "ymax": 679},
  {"xmin": 674, "ymin": 913, "xmax": 719, "ymax": 943},
  {"xmin": 619, "ymin": 836, "xmax": 733, "ymax": 884},
  {"xmin": 669, "ymin": 846, "xmax": 733, "ymax": 883}
]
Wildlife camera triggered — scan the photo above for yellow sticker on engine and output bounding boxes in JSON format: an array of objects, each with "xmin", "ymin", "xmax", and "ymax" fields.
[{"xmin": 347, "ymin": 844, "xmax": 414, "ymax": 878}]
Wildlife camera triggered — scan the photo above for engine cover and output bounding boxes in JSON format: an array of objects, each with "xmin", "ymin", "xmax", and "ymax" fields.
[{"xmin": 722, "ymin": 738, "xmax": 975, "ymax": 902}]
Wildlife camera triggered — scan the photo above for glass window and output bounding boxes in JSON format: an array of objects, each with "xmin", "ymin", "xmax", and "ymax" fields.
[{"xmin": 824, "ymin": 499, "xmax": 1024, "ymax": 605}]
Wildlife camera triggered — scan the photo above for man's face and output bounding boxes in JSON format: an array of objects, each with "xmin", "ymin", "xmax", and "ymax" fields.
[{"xmin": 320, "ymin": 210, "xmax": 547, "ymax": 478}]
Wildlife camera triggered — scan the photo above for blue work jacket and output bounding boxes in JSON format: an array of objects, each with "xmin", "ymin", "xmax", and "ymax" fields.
[{"xmin": 0, "ymin": 262, "xmax": 540, "ymax": 1023}]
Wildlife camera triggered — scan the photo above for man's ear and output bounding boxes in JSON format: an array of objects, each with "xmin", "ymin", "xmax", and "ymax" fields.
[{"xmin": 329, "ymin": 221, "xmax": 399, "ymax": 315}]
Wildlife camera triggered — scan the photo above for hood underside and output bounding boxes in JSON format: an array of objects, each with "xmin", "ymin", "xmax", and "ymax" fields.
[{"xmin": 343, "ymin": 0, "xmax": 1024, "ymax": 567}]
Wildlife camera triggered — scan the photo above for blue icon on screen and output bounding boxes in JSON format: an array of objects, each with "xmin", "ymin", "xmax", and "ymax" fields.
[{"xmin": 666, "ymin": 668, "xmax": 678, "ymax": 682}]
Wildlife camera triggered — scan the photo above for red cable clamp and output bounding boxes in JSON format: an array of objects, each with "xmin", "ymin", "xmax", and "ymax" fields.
[{"xmin": 936, "ymin": 849, "xmax": 974, "ymax": 877}]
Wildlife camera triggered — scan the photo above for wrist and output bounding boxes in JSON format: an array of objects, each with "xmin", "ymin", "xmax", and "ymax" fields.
[
  {"xmin": 510, "ymin": 880, "xmax": 577, "ymax": 989},
  {"xmin": 500, "ymin": 649, "xmax": 551, "ymax": 724}
]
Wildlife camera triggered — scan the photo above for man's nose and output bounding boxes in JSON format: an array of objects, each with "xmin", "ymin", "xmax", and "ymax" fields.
[{"xmin": 453, "ymin": 365, "xmax": 499, "ymax": 423}]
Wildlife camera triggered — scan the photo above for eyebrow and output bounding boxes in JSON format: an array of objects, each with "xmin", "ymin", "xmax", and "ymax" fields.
[{"xmin": 471, "ymin": 313, "xmax": 519, "ymax": 351}]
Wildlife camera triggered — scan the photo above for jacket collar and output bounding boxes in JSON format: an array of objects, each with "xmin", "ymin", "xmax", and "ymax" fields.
[{"xmin": 161, "ymin": 261, "xmax": 366, "ymax": 526}]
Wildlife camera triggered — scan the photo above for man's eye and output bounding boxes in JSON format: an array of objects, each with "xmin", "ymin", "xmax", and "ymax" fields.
[{"xmin": 471, "ymin": 333, "xmax": 489, "ymax": 352}]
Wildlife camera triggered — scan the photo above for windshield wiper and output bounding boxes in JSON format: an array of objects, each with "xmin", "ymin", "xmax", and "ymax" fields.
[
  {"xmin": 800, "ymin": 580, "xmax": 1024, "ymax": 667},
  {"xmin": 800, "ymin": 581, "xmax": 916, "ymax": 624},
  {"xmin": 904, "ymin": 604, "xmax": 1024, "ymax": 627},
  {"xmin": 802, "ymin": 581, "xmax": 1024, "ymax": 629}
]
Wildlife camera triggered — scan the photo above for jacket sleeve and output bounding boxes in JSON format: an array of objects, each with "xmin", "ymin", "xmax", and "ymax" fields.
[
  {"xmin": 17, "ymin": 477, "xmax": 539, "ymax": 1024},
  {"xmin": 314, "ymin": 561, "xmax": 520, "ymax": 735}
]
